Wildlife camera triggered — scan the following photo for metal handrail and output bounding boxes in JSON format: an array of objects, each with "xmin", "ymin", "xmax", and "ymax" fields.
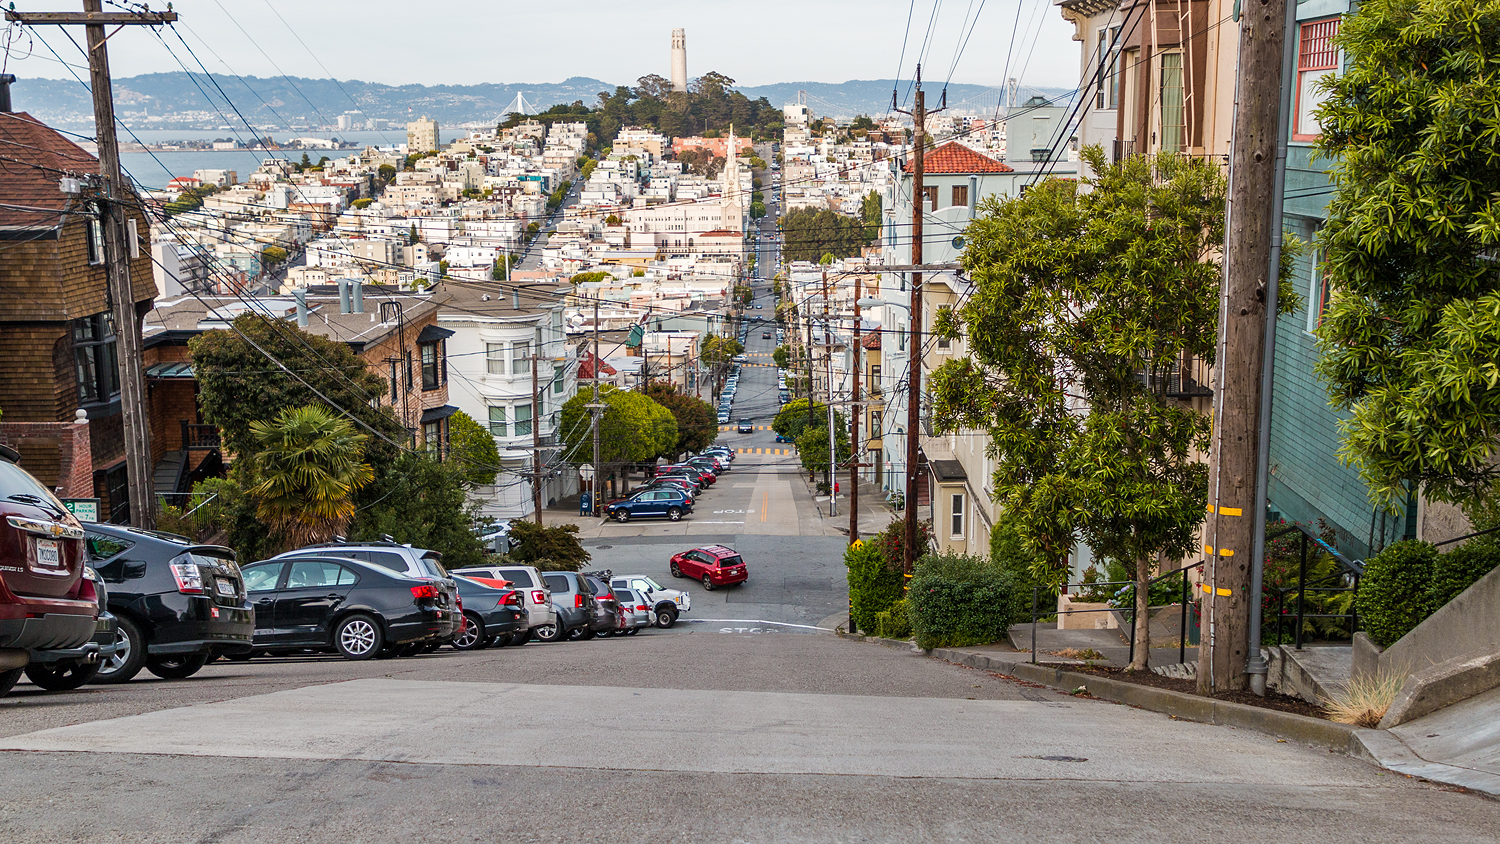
[{"xmin": 1031, "ymin": 561, "xmax": 1205, "ymax": 667}]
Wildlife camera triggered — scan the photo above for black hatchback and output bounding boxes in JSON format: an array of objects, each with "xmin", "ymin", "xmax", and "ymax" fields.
[
  {"xmin": 239, "ymin": 555, "xmax": 459, "ymax": 660},
  {"xmin": 85, "ymin": 524, "xmax": 253, "ymax": 683}
]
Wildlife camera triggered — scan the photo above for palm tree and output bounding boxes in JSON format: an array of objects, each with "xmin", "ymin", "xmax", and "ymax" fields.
[{"xmin": 248, "ymin": 405, "xmax": 373, "ymax": 550}]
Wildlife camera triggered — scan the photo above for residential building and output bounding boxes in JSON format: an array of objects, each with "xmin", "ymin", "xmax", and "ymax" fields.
[{"xmin": 407, "ymin": 115, "xmax": 440, "ymax": 154}]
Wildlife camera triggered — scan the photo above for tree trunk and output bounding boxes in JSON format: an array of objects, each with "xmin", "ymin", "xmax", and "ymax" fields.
[{"xmin": 1130, "ymin": 553, "xmax": 1152, "ymax": 671}]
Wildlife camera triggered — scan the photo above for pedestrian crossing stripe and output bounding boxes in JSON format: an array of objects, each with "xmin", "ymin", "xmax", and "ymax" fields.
[
  {"xmin": 734, "ymin": 448, "xmax": 792, "ymax": 455},
  {"xmin": 717, "ymin": 425, "xmax": 776, "ymax": 431}
]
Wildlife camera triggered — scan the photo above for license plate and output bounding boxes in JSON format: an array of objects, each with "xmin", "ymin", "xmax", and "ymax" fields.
[
  {"xmin": 215, "ymin": 580, "xmax": 236, "ymax": 597},
  {"xmin": 35, "ymin": 539, "xmax": 60, "ymax": 569}
]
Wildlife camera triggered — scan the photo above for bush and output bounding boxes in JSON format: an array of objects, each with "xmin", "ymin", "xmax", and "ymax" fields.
[
  {"xmin": 908, "ymin": 553, "xmax": 1016, "ymax": 650},
  {"xmin": 845, "ymin": 541, "xmax": 902, "ymax": 634},
  {"xmin": 1357, "ymin": 540, "xmax": 1437, "ymax": 647},
  {"xmin": 1428, "ymin": 539, "xmax": 1500, "ymax": 612},
  {"xmin": 873, "ymin": 598, "xmax": 912, "ymax": 639},
  {"xmin": 505, "ymin": 521, "xmax": 590, "ymax": 571},
  {"xmin": 990, "ymin": 517, "xmax": 1055, "ymax": 622}
]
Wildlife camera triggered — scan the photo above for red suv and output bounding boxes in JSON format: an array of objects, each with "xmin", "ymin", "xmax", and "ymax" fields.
[
  {"xmin": 669, "ymin": 545, "xmax": 748, "ymax": 591},
  {"xmin": 0, "ymin": 445, "xmax": 99, "ymax": 696}
]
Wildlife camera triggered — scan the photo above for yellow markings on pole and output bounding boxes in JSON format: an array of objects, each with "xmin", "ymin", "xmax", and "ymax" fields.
[
  {"xmin": 1200, "ymin": 583, "xmax": 1232, "ymax": 597},
  {"xmin": 1204, "ymin": 544, "xmax": 1214, "ymax": 555},
  {"xmin": 1206, "ymin": 504, "xmax": 1243, "ymax": 516},
  {"xmin": 1218, "ymin": 548, "xmax": 1234, "ymax": 557}
]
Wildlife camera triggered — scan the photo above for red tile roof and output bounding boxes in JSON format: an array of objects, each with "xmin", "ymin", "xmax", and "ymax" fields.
[
  {"xmin": 862, "ymin": 332, "xmax": 882, "ymax": 350},
  {"xmin": 0, "ymin": 111, "xmax": 100, "ymax": 231},
  {"xmin": 902, "ymin": 141, "xmax": 1012, "ymax": 174},
  {"xmin": 579, "ymin": 351, "xmax": 617, "ymax": 379}
]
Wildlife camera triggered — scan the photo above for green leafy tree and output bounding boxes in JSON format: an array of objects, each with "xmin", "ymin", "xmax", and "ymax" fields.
[
  {"xmin": 248, "ymin": 405, "xmax": 373, "ymax": 551},
  {"xmin": 260, "ymin": 245, "xmax": 288, "ymax": 266},
  {"xmin": 780, "ymin": 207, "xmax": 871, "ymax": 262},
  {"xmin": 773, "ymin": 397, "xmax": 828, "ymax": 442},
  {"xmin": 409, "ymin": 224, "xmax": 420, "ymax": 245},
  {"xmin": 700, "ymin": 334, "xmax": 743, "ymax": 367},
  {"xmin": 860, "ymin": 191, "xmax": 882, "ymax": 242},
  {"xmin": 377, "ymin": 164, "xmax": 396, "ymax": 182},
  {"xmin": 772, "ymin": 345, "xmax": 791, "ymax": 370},
  {"xmin": 644, "ymin": 381, "xmax": 718, "ymax": 456},
  {"xmin": 845, "ymin": 540, "xmax": 902, "ymax": 634},
  {"xmin": 557, "ymin": 386, "xmax": 676, "ymax": 487},
  {"xmin": 571, "ymin": 270, "xmax": 612, "ymax": 285},
  {"xmin": 504, "ymin": 521, "xmax": 591, "ymax": 571},
  {"xmin": 928, "ymin": 149, "xmax": 1230, "ymax": 670},
  {"xmin": 352, "ymin": 451, "xmax": 486, "ymax": 570},
  {"xmin": 298, "ymin": 152, "xmax": 312, "ymax": 171},
  {"xmin": 351, "ymin": 197, "xmax": 374, "ymax": 210},
  {"xmin": 795, "ymin": 421, "xmax": 849, "ymax": 477},
  {"xmin": 1313, "ymin": 0, "xmax": 1500, "ymax": 511},
  {"xmin": 446, "ymin": 411, "xmax": 500, "ymax": 486}
]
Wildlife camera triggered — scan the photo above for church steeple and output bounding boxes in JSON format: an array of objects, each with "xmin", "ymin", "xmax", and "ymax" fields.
[{"xmin": 723, "ymin": 124, "xmax": 741, "ymax": 195}]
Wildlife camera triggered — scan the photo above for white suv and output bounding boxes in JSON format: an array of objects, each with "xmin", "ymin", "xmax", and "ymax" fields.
[
  {"xmin": 450, "ymin": 565, "xmax": 557, "ymax": 638},
  {"xmin": 610, "ymin": 574, "xmax": 690, "ymax": 628}
]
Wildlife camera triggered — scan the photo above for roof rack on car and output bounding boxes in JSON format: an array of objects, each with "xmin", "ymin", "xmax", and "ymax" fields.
[{"xmin": 580, "ymin": 569, "xmax": 614, "ymax": 580}]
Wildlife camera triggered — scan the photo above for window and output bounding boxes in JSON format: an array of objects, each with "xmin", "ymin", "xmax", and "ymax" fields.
[
  {"xmin": 389, "ymin": 360, "xmax": 398, "ymax": 403},
  {"xmin": 542, "ymin": 574, "xmax": 570, "ymax": 593},
  {"xmin": 869, "ymin": 364, "xmax": 882, "ymax": 395},
  {"xmin": 1095, "ymin": 25, "xmax": 1122, "ymax": 109},
  {"xmin": 870, "ymin": 410, "xmax": 883, "ymax": 436},
  {"xmin": 72, "ymin": 313, "xmax": 119, "ymax": 405},
  {"xmin": 951, "ymin": 493, "xmax": 965, "ymax": 538},
  {"xmin": 420, "ymin": 342, "xmax": 441, "ymax": 390},
  {"xmin": 1159, "ymin": 52, "xmax": 1186, "ymax": 153},
  {"xmin": 404, "ymin": 351, "xmax": 413, "ymax": 391},
  {"xmin": 514, "ymin": 402, "xmax": 533, "ymax": 436},
  {"xmin": 488, "ymin": 405, "xmax": 507, "ymax": 436},
  {"xmin": 423, "ymin": 419, "xmax": 444, "ymax": 455},
  {"xmin": 288, "ymin": 560, "xmax": 356, "ymax": 588},
  {"xmin": 86, "ymin": 218, "xmax": 104, "ymax": 265},
  {"xmin": 1295, "ymin": 19, "xmax": 1341, "ymax": 140},
  {"xmin": 1308, "ymin": 249, "xmax": 1333, "ymax": 331},
  {"xmin": 922, "ymin": 185, "xmax": 938, "ymax": 211},
  {"xmin": 102, "ymin": 463, "xmax": 129, "ymax": 523},
  {"xmin": 897, "ymin": 324, "xmax": 906, "ymax": 352},
  {"xmin": 486, "ymin": 343, "xmax": 506, "ymax": 375},
  {"xmin": 951, "ymin": 185, "xmax": 968, "ymax": 208},
  {"xmin": 84, "ymin": 531, "xmax": 132, "ymax": 562},
  {"xmin": 242, "ymin": 563, "xmax": 282, "ymax": 593},
  {"xmin": 512, "ymin": 341, "xmax": 530, "ymax": 375},
  {"xmin": 366, "ymin": 551, "xmax": 410, "ymax": 573},
  {"xmin": 500, "ymin": 569, "xmax": 535, "ymax": 588},
  {"xmin": 935, "ymin": 306, "xmax": 952, "ymax": 350}
]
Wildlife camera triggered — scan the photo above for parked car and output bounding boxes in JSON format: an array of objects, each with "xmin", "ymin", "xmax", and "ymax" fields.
[
  {"xmin": 630, "ymin": 479, "xmax": 696, "ymax": 502},
  {"xmin": 275, "ymin": 540, "xmax": 459, "ymax": 644},
  {"xmin": 654, "ymin": 471, "xmax": 706, "ymax": 493},
  {"xmin": 239, "ymin": 554, "xmax": 459, "ymax": 659},
  {"xmin": 775, "ymin": 432, "xmax": 796, "ymax": 443},
  {"xmin": 684, "ymin": 457, "xmax": 723, "ymax": 476},
  {"xmin": 15, "ymin": 566, "xmax": 117, "ymax": 693},
  {"xmin": 536, "ymin": 571, "xmax": 597, "ymax": 641},
  {"xmin": 605, "ymin": 488, "xmax": 694, "ymax": 523},
  {"xmin": 449, "ymin": 564, "xmax": 556, "ymax": 644},
  {"xmin": 661, "ymin": 463, "xmax": 716, "ymax": 485},
  {"xmin": 0, "ymin": 446, "xmax": 102, "ymax": 697},
  {"xmin": 669, "ymin": 545, "xmax": 749, "ymax": 590},
  {"xmin": 717, "ymin": 411, "xmax": 730, "ymax": 424},
  {"xmin": 612, "ymin": 586, "xmax": 653, "ymax": 633},
  {"xmin": 449, "ymin": 575, "xmax": 526, "ymax": 649},
  {"xmin": 610, "ymin": 573, "xmax": 691, "ymax": 628},
  {"xmin": 737, "ymin": 418, "xmax": 754, "ymax": 433},
  {"xmin": 581, "ymin": 572, "xmax": 626, "ymax": 637},
  {"xmin": 84, "ymin": 523, "xmax": 253, "ymax": 683}
]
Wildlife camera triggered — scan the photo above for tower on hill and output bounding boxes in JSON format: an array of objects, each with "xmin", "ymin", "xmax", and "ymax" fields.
[{"xmin": 671, "ymin": 29, "xmax": 688, "ymax": 93}]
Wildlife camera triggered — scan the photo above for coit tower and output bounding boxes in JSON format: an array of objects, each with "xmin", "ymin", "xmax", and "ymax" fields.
[{"xmin": 670, "ymin": 28, "xmax": 688, "ymax": 92}]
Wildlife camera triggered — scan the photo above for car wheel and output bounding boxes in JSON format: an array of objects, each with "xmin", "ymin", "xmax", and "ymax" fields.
[
  {"xmin": 509, "ymin": 630, "xmax": 530, "ymax": 646},
  {"xmin": 92, "ymin": 615, "xmax": 146, "ymax": 684},
  {"xmin": 613, "ymin": 510, "xmax": 630, "ymax": 523},
  {"xmin": 333, "ymin": 613, "xmax": 384, "ymax": 660},
  {"xmin": 670, "ymin": 561, "xmax": 683, "ymax": 577},
  {"xmin": 533, "ymin": 623, "xmax": 559, "ymax": 642},
  {"xmin": 655, "ymin": 606, "xmax": 679, "ymax": 628},
  {"xmin": 598, "ymin": 627, "xmax": 614, "ymax": 638},
  {"xmin": 24, "ymin": 660, "xmax": 100, "ymax": 691},
  {"xmin": 146, "ymin": 653, "xmax": 209, "ymax": 680},
  {"xmin": 0, "ymin": 667, "xmax": 21, "ymax": 697},
  {"xmin": 702, "ymin": 575, "xmax": 716, "ymax": 591},
  {"xmin": 667, "ymin": 506, "xmax": 682, "ymax": 521},
  {"xmin": 452, "ymin": 612, "xmax": 485, "ymax": 650}
]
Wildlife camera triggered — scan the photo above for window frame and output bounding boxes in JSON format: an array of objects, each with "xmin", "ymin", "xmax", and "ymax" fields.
[
  {"xmin": 513, "ymin": 402, "xmax": 533, "ymax": 437},
  {"xmin": 419, "ymin": 341, "xmax": 441, "ymax": 391},
  {"xmin": 921, "ymin": 185, "xmax": 938, "ymax": 212},
  {"xmin": 950, "ymin": 185, "xmax": 969, "ymax": 209},
  {"xmin": 512, "ymin": 340, "xmax": 531, "ymax": 376},
  {"xmin": 71, "ymin": 312, "xmax": 119, "ymax": 407},
  {"xmin": 950, "ymin": 492, "xmax": 965, "ymax": 539},
  {"xmin": 488, "ymin": 405, "xmax": 508, "ymax": 436},
  {"xmin": 1293, "ymin": 18, "xmax": 1341, "ymax": 142},
  {"xmin": 1157, "ymin": 50, "xmax": 1186, "ymax": 154},
  {"xmin": 486, "ymin": 342, "xmax": 506, "ymax": 376},
  {"xmin": 1095, "ymin": 25, "xmax": 1122, "ymax": 110}
]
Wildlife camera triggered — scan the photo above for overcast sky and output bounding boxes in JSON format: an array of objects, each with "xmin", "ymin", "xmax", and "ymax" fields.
[{"xmin": 4, "ymin": 0, "xmax": 1081, "ymax": 93}]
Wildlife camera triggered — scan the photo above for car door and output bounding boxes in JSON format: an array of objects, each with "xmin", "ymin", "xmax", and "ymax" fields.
[
  {"xmin": 677, "ymin": 550, "xmax": 702, "ymax": 579},
  {"xmin": 273, "ymin": 559, "xmax": 359, "ymax": 646},
  {"xmin": 636, "ymin": 492, "xmax": 665, "ymax": 517},
  {"xmin": 240, "ymin": 561, "xmax": 286, "ymax": 644}
]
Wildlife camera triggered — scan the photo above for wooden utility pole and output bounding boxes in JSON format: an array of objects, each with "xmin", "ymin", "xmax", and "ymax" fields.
[
  {"xmin": 591, "ymin": 297, "xmax": 602, "ymax": 517},
  {"xmin": 849, "ymin": 275, "xmax": 862, "ymax": 542},
  {"xmin": 1198, "ymin": 0, "xmax": 1291, "ymax": 695},
  {"xmin": 531, "ymin": 339, "xmax": 543, "ymax": 525},
  {"xmin": 9, "ymin": 3, "xmax": 178, "ymax": 529}
]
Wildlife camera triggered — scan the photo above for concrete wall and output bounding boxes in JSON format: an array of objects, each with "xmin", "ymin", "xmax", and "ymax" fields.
[{"xmin": 1376, "ymin": 563, "xmax": 1500, "ymax": 677}]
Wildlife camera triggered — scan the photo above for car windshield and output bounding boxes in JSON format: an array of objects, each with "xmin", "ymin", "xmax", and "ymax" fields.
[
  {"xmin": 642, "ymin": 577, "xmax": 664, "ymax": 591},
  {"xmin": 718, "ymin": 556, "xmax": 743, "ymax": 567},
  {"xmin": 420, "ymin": 553, "xmax": 447, "ymax": 577},
  {"xmin": 0, "ymin": 461, "xmax": 66, "ymax": 512}
]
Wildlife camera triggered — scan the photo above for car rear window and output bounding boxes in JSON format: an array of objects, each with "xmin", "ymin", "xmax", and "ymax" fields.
[
  {"xmin": 613, "ymin": 589, "xmax": 632, "ymax": 603},
  {"xmin": 718, "ymin": 556, "xmax": 743, "ymax": 567},
  {"xmin": 85, "ymin": 533, "xmax": 134, "ymax": 562},
  {"xmin": 365, "ymin": 551, "xmax": 410, "ymax": 573},
  {"xmin": 497, "ymin": 569, "xmax": 534, "ymax": 588},
  {"xmin": 542, "ymin": 574, "xmax": 571, "ymax": 593}
]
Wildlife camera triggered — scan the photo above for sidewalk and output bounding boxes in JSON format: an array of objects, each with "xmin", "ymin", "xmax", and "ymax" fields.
[{"xmin": 805, "ymin": 474, "xmax": 899, "ymax": 538}]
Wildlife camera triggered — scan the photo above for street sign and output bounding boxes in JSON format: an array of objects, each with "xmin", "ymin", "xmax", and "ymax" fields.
[{"xmin": 62, "ymin": 498, "xmax": 100, "ymax": 523}]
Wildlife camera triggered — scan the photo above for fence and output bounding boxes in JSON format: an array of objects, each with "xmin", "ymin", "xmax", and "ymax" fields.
[{"xmin": 1031, "ymin": 560, "xmax": 1204, "ymax": 666}]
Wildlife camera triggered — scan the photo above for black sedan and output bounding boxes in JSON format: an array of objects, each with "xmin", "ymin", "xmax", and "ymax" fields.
[
  {"xmin": 451, "ymin": 575, "xmax": 527, "ymax": 650},
  {"xmin": 239, "ymin": 555, "xmax": 460, "ymax": 660}
]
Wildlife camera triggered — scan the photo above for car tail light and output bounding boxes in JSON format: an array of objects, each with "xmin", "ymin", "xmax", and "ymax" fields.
[
  {"xmin": 170, "ymin": 562, "xmax": 204, "ymax": 594},
  {"xmin": 636, "ymin": 604, "xmax": 648, "ymax": 612},
  {"xmin": 411, "ymin": 584, "xmax": 439, "ymax": 600},
  {"xmin": 503, "ymin": 591, "xmax": 522, "ymax": 606},
  {"xmin": 574, "ymin": 594, "xmax": 585, "ymax": 608},
  {"xmin": 456, "ymin": 596, "xmax": 464, "ymax": 611},
  {"xmin": 531, "ymin": 590, "xmax": 546, "ymax": 604}
]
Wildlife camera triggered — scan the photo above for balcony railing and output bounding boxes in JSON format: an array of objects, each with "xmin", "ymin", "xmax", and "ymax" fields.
[{"xmin": 180, "ymin": 422, "xmax": 221, "ymax": 451}]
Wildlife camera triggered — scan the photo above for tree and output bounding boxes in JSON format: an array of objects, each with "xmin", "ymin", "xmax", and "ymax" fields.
[
  {"xmin": 248, "ymin": 405, "xmax": 373, "ymax": 551},
  {"xmin": 795, "ymin": 421, "xmax": 849, "ymax": 478},
  {"xmin": 604, "ymin": 214, "xmax": 622, "ymax": 226},
  {"xmin": 377, "ymin": 164, "xmax": 396, "ymax": 182},
  {"xmin": 446, "ymin": 410, "xmax": 500, "ymax": 486},
  {"xmin": 644, "ymin": 381, "xmax": 718, "ymax": 456},
  {"xmin": 352, "ymin": 451, "xmax": 486, "ymax": 570},
  {"xmin": 299, "ymin": 152, "xmax": 312, "ymax": 170},
  {"xmin": 773, "ymin": 397, "xmax": 828, "ymax": 442},
  {"xmin": 190, "ymin": 314, "xmax": 404, "ymax": 463},
  {"xmin": 352, "ymin": 197, "xmax": 374, "ymax": 210},
  {"xmin": 861, "ymin": 191, "xmax": 882, "ymax": 242},
  {"xmin": 700, "ymin": 334, "xmax": 743, "ymax": 368},
  {"xmin": 505, "ymin": 520, "xmax": 591, "ymax": 571},
  {"xmin": 772, "ymin": 345, "xmax": 791, "ymax": 370},
  {"xmin": 1314, "ymin": 0, "xmax": 1500, "ymax": 512},
  {"xmin": 780, "ymin": 207, "xmax": 872, "ymax": 262},
  {"xmin": 928, "ymin": 149, "xmax": 1231, "ymax": 670},
  {"xmin": 260, "ymin": 246, "xmax": 288, "ymax": 266},
  {"xmin": 557, "ymin": 386, "xmax": 676, "ymax": 487},
  {"xmin": 409, "ymin": 224, "xmax": 420, "ymax": 245}
]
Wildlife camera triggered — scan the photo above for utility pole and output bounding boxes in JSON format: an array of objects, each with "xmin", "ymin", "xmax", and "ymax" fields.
[
  {"xmin": 591, "ymin": 297, "xmax": 602, "ymax": 516},
  {"xmin": 849, "ymin": 274, "xmax": 862, "ymax": 540},
  {"xmin": 822, "ymin": 268, "xmax": 835, "ymax": 512},
  {"xmin": 894, "ymin": 65, "xmax": 945, "ymax": 575},
  {"xmin": 1198, "ymin": 0, "xmax": 1292, "ymax": 696},
  {"xmin": 9, "ymin": 3, "xmax": 178, "ymax": 529},
  {"xmin": 531, "ymin": 337, "xmax": 543, "ymax": 525}
]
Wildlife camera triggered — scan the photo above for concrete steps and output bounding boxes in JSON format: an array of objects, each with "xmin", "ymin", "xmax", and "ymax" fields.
[{"xmin": 1270, "ymin": 644, "xmax": 1351, "ymax": 703}]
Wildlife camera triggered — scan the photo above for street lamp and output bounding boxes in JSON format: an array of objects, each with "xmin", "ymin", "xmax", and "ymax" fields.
[{"xmin": 856, "ymin": 297, "xmax": 903, "ymax": 310}]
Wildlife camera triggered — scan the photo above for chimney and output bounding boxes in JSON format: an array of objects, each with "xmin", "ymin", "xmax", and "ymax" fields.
[
  {"xmin": 968, "ymin": 175, "xmax": 978, "ymax": 219},
  {"xmin": 352, "ymin": 280, "xmax": 364, "ymax": 314},
  {"xmin": 294, "ymin": 287, "xmax": 309, "ymax": 327},
  {"xmin": 0, "ymin": 74, "xmax": 14, "ymax": 113},
  {"xmin": 338, "ymin": 278, "xmax": 351, "ymax": 313},
  {"xmin": 512, "ymin": 287, "xmax": 521, "ymax": 310}
]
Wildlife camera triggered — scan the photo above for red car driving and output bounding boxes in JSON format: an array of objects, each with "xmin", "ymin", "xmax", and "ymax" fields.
[{"xmin": 669, "ymin": 545, "xmax": 748, "ymax": 591}]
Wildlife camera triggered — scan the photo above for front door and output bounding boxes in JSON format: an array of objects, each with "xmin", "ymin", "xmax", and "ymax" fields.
[
  {"xmin": 273, "ymin": 560, "xmax": 358, "ymax": 646},
  {"xmin": 240, "ymin": 562, "xmax": 285, "ymax": 644}
]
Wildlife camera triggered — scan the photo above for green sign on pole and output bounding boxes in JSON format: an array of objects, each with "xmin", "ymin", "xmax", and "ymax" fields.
[{"xmin": 62, "ymin": 498, "xmax": 100, "ymax": 523}]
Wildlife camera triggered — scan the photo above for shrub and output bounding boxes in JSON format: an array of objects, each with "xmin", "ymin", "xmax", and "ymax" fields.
[
  {"xmin": 845, "ymin": 541, "xmax": 902, "ymax": 633},
  {"xmin": 1322, "ymin": 669, "xmax": 1406, "ymax": 728},
  {"xmin": 1357, "ymin": 540, "xmax": 1437, "ymax": 647},
  {"xmin": 908, "ymin": 553, "xmax": 1016, "ymax": 650},
  {"xmin": 1427, "ymin": 539, "xmax": 1500, "ymax": 612},
  {"xmin": 873, "ymin": 598, "xmax": 912, "ymax": 639},
  {"xmin": 990, "ymin": 517, "xmax": 1055, "ymax": 622},
  {"xmin": 505, "ymin": 521, "xmax": 590, "ymax": 571},
  {"xmin": 871, "ymin": 517, "xmax": 930, "ymax": 572}
]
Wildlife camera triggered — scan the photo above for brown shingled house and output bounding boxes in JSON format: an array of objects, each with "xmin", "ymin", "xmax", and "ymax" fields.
[{"xmin": 0, "ymin": 109, "xmax": 157, "ymax": 522}]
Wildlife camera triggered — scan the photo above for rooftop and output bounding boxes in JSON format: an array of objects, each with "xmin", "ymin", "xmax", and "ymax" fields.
[
  {"xmin": 902, "ymin": 141, "xmax": 1013, "ymax": 175},
  {"xmin": 0, "ymin": 111, "xmax": 99, "ymax": 232}
]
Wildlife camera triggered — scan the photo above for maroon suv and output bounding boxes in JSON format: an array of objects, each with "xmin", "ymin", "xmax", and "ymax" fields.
[{"xmin": 0, "ymin": 445, "xmax": 99, "ymax": 696}]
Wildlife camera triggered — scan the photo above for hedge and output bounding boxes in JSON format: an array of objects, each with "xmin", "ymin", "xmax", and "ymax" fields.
[
  {"xmin": 1426, "ymin": 539, "xmax": 1500, "ymax": 617},
  {"xmin": 907, "ymin": 553, "xmax": 1017, "ymax": 651},
  {"xmin": 845, "ymin": 540, "xmax": 902, "ymax": 634},
  {"xmin": 1357, "ymin": 540, "xmax": 1436, "ymax": 647}
]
